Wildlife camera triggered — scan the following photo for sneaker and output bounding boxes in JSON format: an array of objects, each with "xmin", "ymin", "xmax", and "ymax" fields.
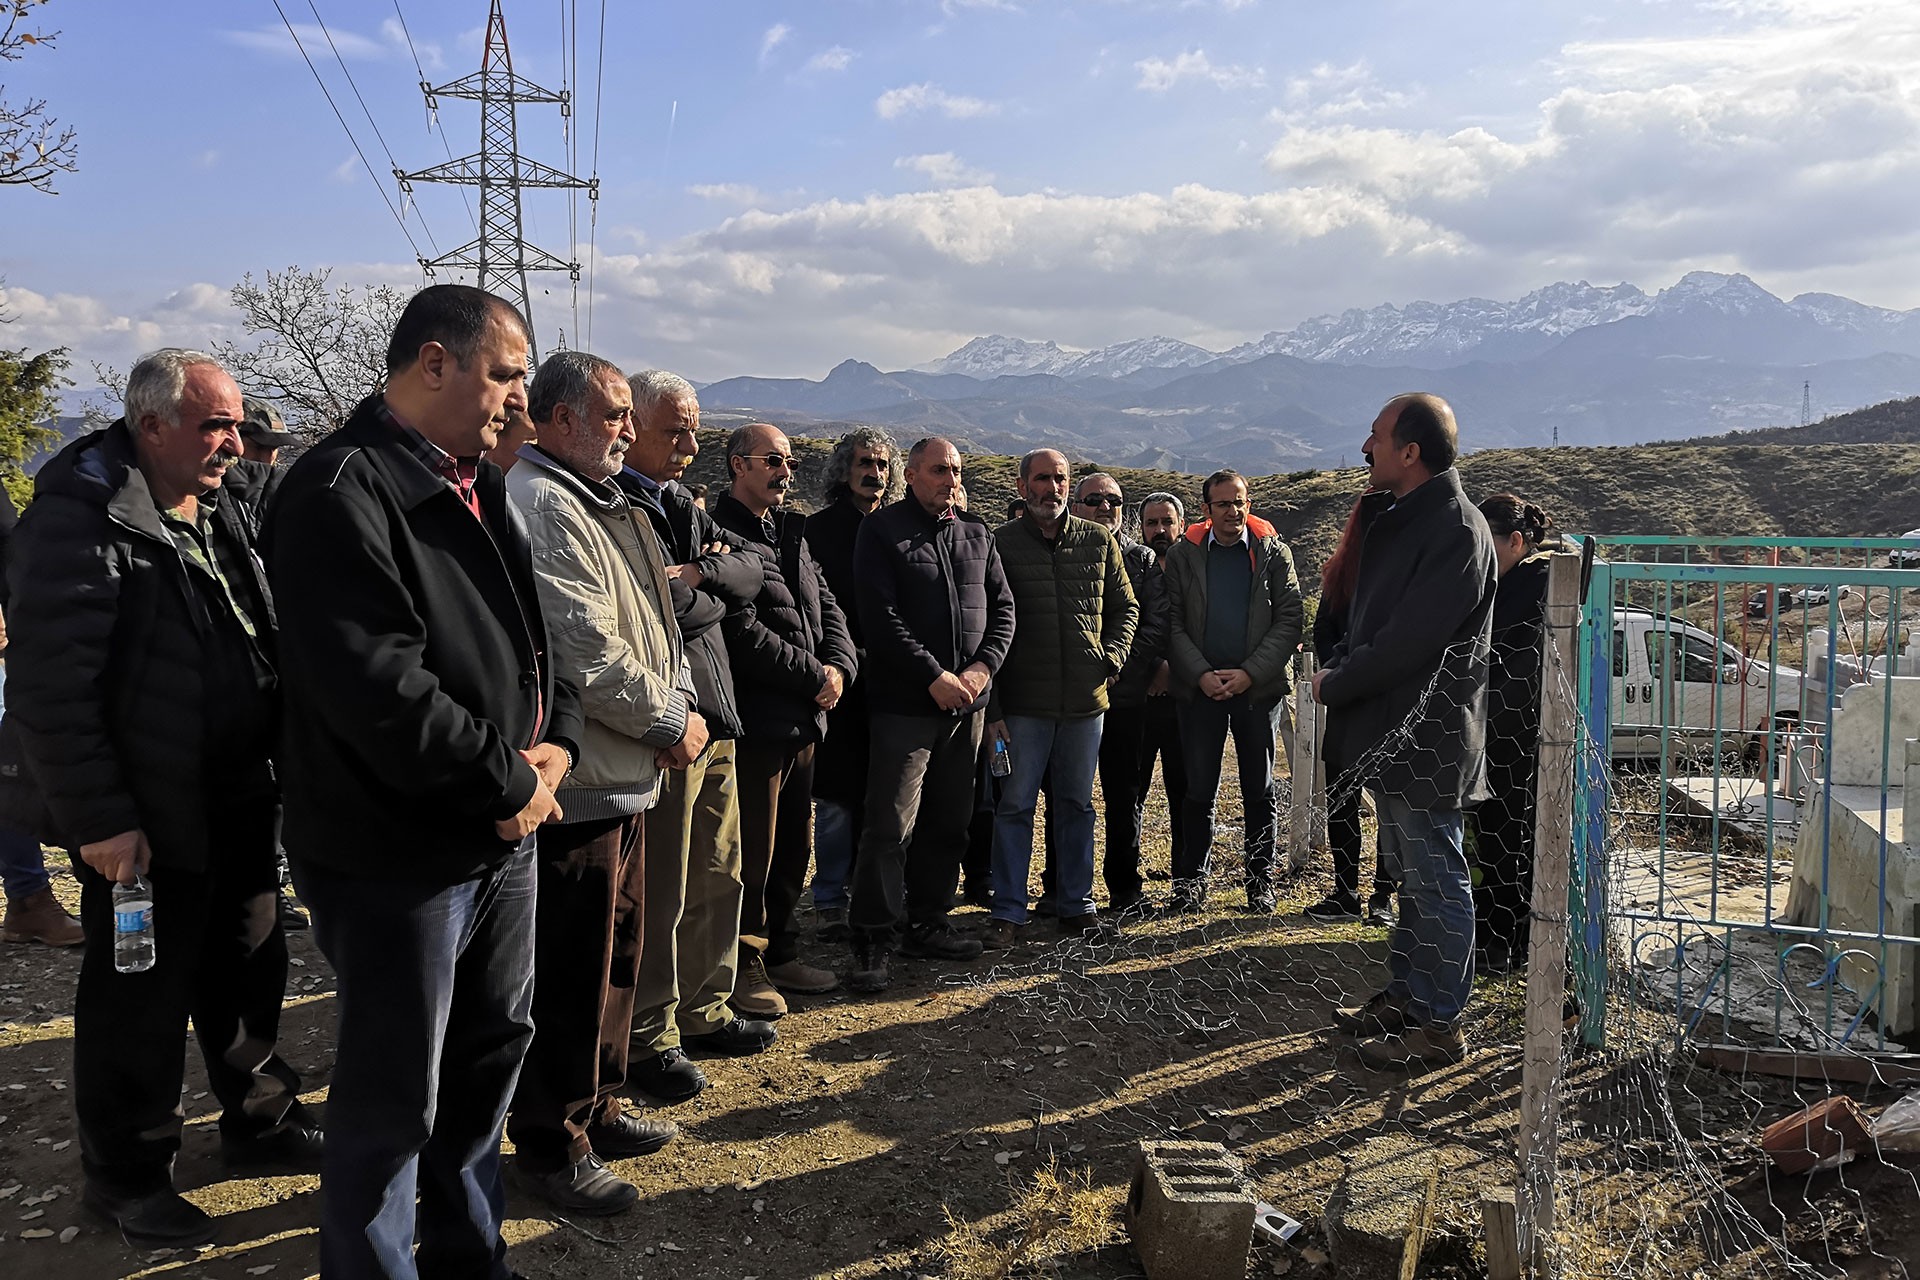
[
  {"xmin": 2, "ymin": 888, "xmax": 85, "ymax": 947},
  {"xmin": 816, "ymin": 905, "xmax": 850, "ymax": 944},
  {"xmin": 1244, "ymin": 880, "xmax": 1277, "ymax": 914},
  {"xmin": 682, "ymin": 1015, "xmax": 779, "ymax": 1057},
  {"xmin": 1332, "ymin": 990, "xmax": 1412, "ymax": 1037},
  {"xmin": 587, "ymin": 1110, "xmax": 678, "ymax": 1159},
  {"xmin": 979, "ymin": 919, "xmax": 1019, "ymax": 951},
  {"xmin": 766, "ymin": 958, "xmax": 840, "ymax": 995},
  {"xmin": 1302, "ymin": 894, "xmax": 1363, "ymax": 923},
  {"xmin": 83, "ymin": 1183, "xmax": 217, "ymax": 1248},
  {"xmin": 734, "ymin": 953, "xmax": 789, "ymax": 1019},
  {"xmin": 849, "ymin": 939, "xmax": 892, "ymax": 994},
  {"xmin": 276, "ymin": 889, "xmax": 310, "ymax": 932},
  {"xmin": 1059, "ymin": 912, "xmax": 1120, "ymax": 942},
  {"xmin": 901, "ymin": 921, "xmax": 984, "ymax": 961},
  {"xmin": 1364, "ymin": 894, "xmax": 1397, "ymax": 927},
  {"xmin": 510, "ymin": 1153, "xmax": 638, "ymax": 1216},
  {"xmin": 1354, "ymin": 1023, "xmax": 1467, "ymax": 1070},
  {"xmin": 630, "ymin": 1046, "xmax": 708, "ymax": 1103}
]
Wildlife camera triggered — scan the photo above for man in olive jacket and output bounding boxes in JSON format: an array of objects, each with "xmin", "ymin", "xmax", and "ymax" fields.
[
  {"xmin": 985, "ymin": 449, "xmax": 1137, "ymax": 943},
  {"xmin": 1163, "ymin": 469, "xmax": 1305, "ymax": 914}
]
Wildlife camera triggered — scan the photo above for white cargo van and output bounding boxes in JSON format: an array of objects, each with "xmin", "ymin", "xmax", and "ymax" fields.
[{"xmin": 1609, "ymin": 609, "xmax": 1808, "ymax": 758}]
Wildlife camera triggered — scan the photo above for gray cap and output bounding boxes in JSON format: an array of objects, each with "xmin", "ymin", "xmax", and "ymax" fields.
[{"xmin": 239, "ymin": 397, "xmax": 296, "ymax": 447}]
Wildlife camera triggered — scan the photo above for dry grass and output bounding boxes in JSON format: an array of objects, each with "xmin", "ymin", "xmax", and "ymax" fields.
[{"xmin": 935, "ymin": 1159, "xmax": 1117, "ymax": 1280}]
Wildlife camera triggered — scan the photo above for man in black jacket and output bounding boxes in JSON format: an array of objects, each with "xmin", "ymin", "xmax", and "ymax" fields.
[
  {"xmin": 1314, "ymin": 392, "xmax": 1496, "ymax": 1071},
  {"xmin": 847, "ymin": 437, "xmax": 1013, "ymax": 992},
  {"xmin": 802, "ymin": 427, "xmax": 898, "ymax": 939},
  {"xmin": 265, "ymin": 285, "xmax": 584, "ymax": 1279},
  {"xmin": 620, "ymin": 370, "xmax": 774, "ymax": 1095},
  {"xmin": 9, "ymin": 348, "xmax": 318, "ymax": 1246},
  {"xmin": 712, "ymin": 423, "xmax": 858, "ymax": 1005}
]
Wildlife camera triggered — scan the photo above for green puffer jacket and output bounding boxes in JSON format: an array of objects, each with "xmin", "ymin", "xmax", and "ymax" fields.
[{"xmin": 989, "ymin": 514, "xmax": 1138, "ymax": 720}]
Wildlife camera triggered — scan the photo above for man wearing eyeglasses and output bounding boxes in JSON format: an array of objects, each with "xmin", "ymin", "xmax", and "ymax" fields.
[
  {"xmin": 1163, "ymin": 469, "xmax": 1304, "ymax": 915},
  {"xmin": 711, "ymin": 424, "xmax": 858, "ymax": 1010}
]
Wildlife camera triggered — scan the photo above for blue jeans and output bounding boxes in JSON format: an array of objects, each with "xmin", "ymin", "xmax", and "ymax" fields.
[
  {"xmin": 0, "ymin": 821, "xmax": 48, "ymax": 900},
  {"xmin": 295, "ymin": 845, "xmax": 537, "ymax": 1280},
  {"xmin": 1176, "ymin": 694, "xmax": 1283, "ymax": 888},
  {"xmin": 991, "ymin": 715, "xmax": 1102, "ymax": 923},
  {"xmin": 1376, "ymin": 793, "xmax": 1474, "ymax": 1026},
  {"xmin": 812, "ymin": 799, "xmax": 856, "ymax": 911}
]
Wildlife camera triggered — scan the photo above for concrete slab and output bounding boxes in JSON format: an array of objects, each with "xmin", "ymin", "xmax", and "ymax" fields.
[{"xmin": 1323, "ymin": 1134, "xmax": 1439, "ymax": 1280}]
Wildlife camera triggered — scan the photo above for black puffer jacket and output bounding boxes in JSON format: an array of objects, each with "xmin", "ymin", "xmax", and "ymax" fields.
[
  {"xmin": 1109, "ymin": 535, "xmax": 1170, "ymax": 709},
  {"xmin": 222, "ymin": 458, "xmax": 287, "ymax": 538},
  {"xmin": 711, "ymin": 493, "xmax": 858, "ymax": 745},
  {"xmin": 618, "ymin": 472, "xmax": 762, "ymax": 741},
  {"xmin": 6, "ymin": 421, "xmax": 278, "ymax": 867},
  {"xmin": 853, "ymin": 497, "xmax": 1015, "ymax": 717},
  {"xmin": 804, "ymin": 497, "xmax": 875, "ymax": 804}
]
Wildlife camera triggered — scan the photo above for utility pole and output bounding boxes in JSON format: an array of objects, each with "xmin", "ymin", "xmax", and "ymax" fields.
[
  {"xmin": 396, "ymin": 0, "xmax": 595, "ymax": 362},
  {"xmin": 1802, "ymin": 381, "xmax": 1812, "ymax": 428}
]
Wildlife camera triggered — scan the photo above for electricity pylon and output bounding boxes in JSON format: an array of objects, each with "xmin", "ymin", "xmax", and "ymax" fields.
[{"xmin": 396, "ymin": 0, "xmax": 595, "ymax": 361}]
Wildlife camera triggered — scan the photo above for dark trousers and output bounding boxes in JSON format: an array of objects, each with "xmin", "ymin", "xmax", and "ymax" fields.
[
  {"xmin": 1097, "ymin": 703, "xmax": 1150, "ymax": 904},
  {"xmin": 1328, "ymin": 760, "xmax": 1394, "ymax": 904},
  {"xmin": 1140, "ymin": 696, "xmax": 1189, "ymax": 872},
  {"xmin": 508, "ymin": 815, "xmax": 644, "ymax": 1170},
  {"xmin": 736, "ymin": 740, "xmax": 814, "ymax": 967},
  {"xmin": 963, "ymin": 742, "xmax": 997, "ymax": 898},
  {"xmin": 851, "ymin": 710, "xmax": 983, "ymax": 940},
  {"xmin": 1472, "ymin": 755, "xmax": 1538, "ymax": 958},
  {"xmin": 71, "ymin": 801, "xmax": 297, "ymax": 1195},
  {"xmin": 296, "ymin": 846, "xmax": 536, "ymax": 1280},
  {"xmin": 1176, "ymin": 694, "xmax": 1283, "ymax": 887}
]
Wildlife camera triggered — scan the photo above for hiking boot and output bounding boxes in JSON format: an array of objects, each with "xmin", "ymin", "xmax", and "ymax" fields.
[
  {"xmin": 510, "ymin": 1153, "xmax": 638, "ymax": 1216},
  {"xmin": 3, "ymin": 888, "xmax": 84, "ymax": 947},
  {"xmin": 1354, "ymin": 1023, "xmax": 1467, "ymax": 1071},
  {"xmin": 682, "ymin": 1015, "xmax": 778, "ymax": 1057},
  {"xmin": 1302, "ymin": 894, "xmax": 1363, "ymax": 924},
  {"xmin": 901, "ymin": 921, "xmax": 984, "ymax": 961},
  {"xmin": 767, "ymin": 957, "xmax": 840, "ymax": 995},
  {"xmin": 83, "ymin": 1183, "xmax": 217, "ymax": 1248},
  {"xmin": 1364, "ymin": 893, "xmax": 1397, "ymax": 926},
  {"xmin": 1332, "ymin": 990, "xmax": 1412, "ymax": 1037},
  {"xmin": 1059, "ymin": 912, "xmax": 1120, "ymax": 943},
  {"xmin": 587, "ymin": 1110, "xmax": 678, "ymax": 1159},
  {"xmin": 816, "ymin": 905, "xmax": 850, "ymax": 944},
  {"xmin": 630, "ymin": 1046, "xmax": 708, "ymax": 1103},
  {"xmin": 849, "ymin": 939, "xmax": 892, "ymax": 994},
  {"xmin": 734, "ymin": 953, "xmax": 789, "ymax": 1019},
  {"xmin": 979, "ymin": 919, "xmax": 1019, "ymax": 951}
]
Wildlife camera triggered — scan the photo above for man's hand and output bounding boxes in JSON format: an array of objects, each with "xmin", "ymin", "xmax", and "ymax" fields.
[
  {"xmin": 1312, "ymin": 669, "xmax": 1331, "ymax": 704},
  {"xmin": 666, "ymin": 542, "xmax": 731, "ymax": 589},
  {"xmin": 929, "ymin": 670, "xmax": 975, "ymax": 711},
  {"xmin": 80, "ymin": 829, "xmax": 151, "ymax": 885},
  {"xmin": 1198, "ymin": 670, "xmax": 1230, "ymax": 701},
  {"xmin": 522, "ymin": 743, "xmax": 570, "ymax": 793},
  {"xmin": 657, "ymin": 709, "xmax": 711, "ymax": 770},
  {"xmin": 1217, "ymin": 668, "xmax": 1253, "ymax": 697},
  {"xmin": 495, "ymin": 776, "xmax": 564, "ymax": 842},
  {"xmin": 958, "ymin": 662, "xmax": 992, "ymax": 700},
  {"xmin": 1147, "ymin": 660, "xmax": 1171, "ymax": 698},
  {"xmin": 817, "ymin": 664, "xmax": 846, "ymax": 709},
  {"xmin": 987, "ymin": 719, "xmax": 1009, "ymax": 749}
]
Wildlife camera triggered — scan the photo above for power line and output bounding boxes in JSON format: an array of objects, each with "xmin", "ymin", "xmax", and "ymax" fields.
[
  {"xmin": 585, "ymin": 0, "xmax": 606, "ymax": 347},
  {"xmin": 390, "ymin": 0, "xmax": 479, "ymax": 236},
  {"xmin": 268, "ymin": 0, "xmax": 427, "ymax": 263}
]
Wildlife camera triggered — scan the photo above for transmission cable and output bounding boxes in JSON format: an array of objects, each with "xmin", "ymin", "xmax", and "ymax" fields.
[
  {"xmin": 390, "ymin": 0, "xmax": 479, "ymax": 236},
  {"xmin": 585, "ymin": 0, "xmax": 606, "ymax": 347}
]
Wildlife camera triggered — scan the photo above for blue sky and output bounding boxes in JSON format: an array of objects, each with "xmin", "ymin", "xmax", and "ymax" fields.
[{"xmin": 5, "ymin": 0, "xmax": 1920, "ymax": 383}]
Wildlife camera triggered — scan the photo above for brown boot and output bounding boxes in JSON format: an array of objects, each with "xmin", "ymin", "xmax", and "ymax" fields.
[{"xmin": 3, "ymin": 888, "xmax": 85, "ymax": 947}]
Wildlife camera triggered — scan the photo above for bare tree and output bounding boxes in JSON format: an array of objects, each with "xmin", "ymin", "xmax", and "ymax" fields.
[
  {"xmin": 1, "ymin": 1, "xmax": 78, "ymax": 193},
  {"xmin": 214, "ymin": 267, "xmax": 408, "ymax": 441}
]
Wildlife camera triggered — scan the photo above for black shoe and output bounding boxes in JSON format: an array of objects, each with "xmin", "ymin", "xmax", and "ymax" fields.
[
  {"xmin": 1244, "ymin": 880, "xmax": 1277, "ymax": 914},
  {"xmin": 276, "ymin": 890, "xmax": 310, "ymax": 931},
  {"xmin": 682, "ymin": 1016, "xmax": 778, "ymax": 1057},
  {"xmin": 83, "ymin": 1183, "xmax": 217, "ymax": 1247},
  {"xmin": 510, "ymin": 1153, "xmax": 638, "ymax": 1217},
  {"xmin": 630, "ymin": 1046, "xmax": 708, "ymax": 1102},
  {"xmin": 849, "ymin": 938, "xmax": 893, "ymax": 993},
  {"xmin": 816, "ymin": 905, "xmax": 850, "ymax": 944},
  {"xmin": 1059, "ymin": 912, "xmax": 1120, "ymax": 942},
  {"xmin": 1033, "ymin": 896, "xmax": 1059, "ymax": 918},
  {"xmin": 1365, "ymin": 895, "xmax": 1397, "ymax": 926},
  {"xmin": 961, "ymin": 884, "xmax": 993, "ymax": 909},
  {"xmin": 901, "ymin": 921, "xmax": 984, "ymax": 961},
  {"xmin": 221, "ymin": 1115, "xmax": 325, "ymax": 1169},
  {"xmin": 1114, "ymin": 895, "xmax": 1161, "ymax": 921},
  {"xmin": 587, "ymin": 1110, "xmax": 678, "ymax": 1159},
  {"xmin": 1302, "ymin": 894, "xmax": 1363, "ymax": 923}
]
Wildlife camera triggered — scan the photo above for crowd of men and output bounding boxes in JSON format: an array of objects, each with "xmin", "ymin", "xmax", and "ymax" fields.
[{"xmin": 0, "ymin": 283, "xmax": 1499, "ymax": 1275}]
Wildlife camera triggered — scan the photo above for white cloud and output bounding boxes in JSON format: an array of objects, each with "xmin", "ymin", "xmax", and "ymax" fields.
[
  {"xmin": 331, "ymin": 156, "xmax": 361, "ymax": 185},
  {"xmin": 875, "ymin": 82, "xmax": 999, "ymax": 119},
  {"xmin": 1276, "ymin": 60, "xmax": 1412, "ymax": 124},
  {"xmin": 224, "ymin": 23, "xmax": 394, "ymax": 60},
  {"xmin": 895, "ymin": 153, "xmax": 995, "ymax": 186},
  {"xmin": 804, "ymin": 45, "xmax": 856, "ymax": 73},
  {"xmin": 759, "ymin": 23, "xmax": 791, "ymax": 67},
  {"xmin": 688, "ymin": 183, "xmax": 769, "ymax": 205},
  {"xmin": 1135, "ymin": 49, "xmax": 1265, "ymax": 93},
  {"xmin": 0, "ymin": 282, "xmax": 244, "ymax": 380}
]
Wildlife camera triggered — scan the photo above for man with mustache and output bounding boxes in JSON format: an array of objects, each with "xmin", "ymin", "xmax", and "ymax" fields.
[
  {"xmin": 8, "ymin": 348, "xmax": 319, "ymax": 1246},
  {"xmin": 802, "ymin": 428, "xmax": 899, "ymax": 940},
  {"xmin": 501, "ymin": 351, "xmax": 691, "ymax": 1213},
  {"xmin": 711, "ymin": 423, "xmax": 857, "ymax": 1005},
  {"xmin": 1135, "ymin": 493, "xmax": 1191, "ymax": 893}
]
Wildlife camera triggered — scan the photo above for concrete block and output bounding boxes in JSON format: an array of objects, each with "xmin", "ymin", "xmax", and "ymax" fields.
[
  {"xmin": 1126, "ymin": 1140, "xmax": 1256, "ymax": 1280},
  {"xmin": 1323, "ymin": 1134, "xmax": 1440, "ymax": 1280}
]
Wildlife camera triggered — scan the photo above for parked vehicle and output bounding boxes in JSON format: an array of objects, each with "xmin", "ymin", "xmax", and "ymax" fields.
[
  {"xmin": 1610, "ymin": 608, "xmax": 1809, "ymax": 758},
  {"xmin": 1743, "ymin": 585, "xmax": 1851, "ymax": 618},
  {"xmin": 1890, "ymin": 529, "xmax": 1920, "ymax": 569}
]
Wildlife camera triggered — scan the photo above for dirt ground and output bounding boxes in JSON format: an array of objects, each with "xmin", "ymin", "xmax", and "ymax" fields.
[{"xmin": 3, "ymin": 772, "xmax": 1917, "ymax": 1280}]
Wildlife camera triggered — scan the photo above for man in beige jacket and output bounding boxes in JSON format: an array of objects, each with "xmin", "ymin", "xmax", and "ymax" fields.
[{"xmin": 503, "ymin": 351, "xmax": 709, "ymax": 1215}]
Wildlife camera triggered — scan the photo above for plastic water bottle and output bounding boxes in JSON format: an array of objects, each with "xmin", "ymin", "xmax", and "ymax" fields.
[
  {"xmin": 989, "ymin": 737, "xmax": 1012, "ymax": 778},
  {"xmin": 113, "ymin": 875, "xmax": 155, "ymax": 973}
]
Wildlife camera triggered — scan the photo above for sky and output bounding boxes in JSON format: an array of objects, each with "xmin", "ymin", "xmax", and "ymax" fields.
[{"xmin": 5, "ymin": 0, "xmax": 1920, "ymax": 384}]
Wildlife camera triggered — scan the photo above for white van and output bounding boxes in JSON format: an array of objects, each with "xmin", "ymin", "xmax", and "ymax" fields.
[{"xmin": 1609, "ymin": 609, "xmax": 1809, "ymax": 758}]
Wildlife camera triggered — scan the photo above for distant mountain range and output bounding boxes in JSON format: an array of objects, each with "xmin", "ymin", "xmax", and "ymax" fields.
[{"xmin": 699, "ymin": 272, "xmax": 1920, "ymax": 472}]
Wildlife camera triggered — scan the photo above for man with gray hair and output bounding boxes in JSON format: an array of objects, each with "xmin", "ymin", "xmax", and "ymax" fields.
[
  {"xmin": 502, "ymin": 350, "xmax": 695, "ymax": 1213},
  {"xmin": 803, "ymin": 427, "xmax": 899, "ymax": 938},
  {"xmin": 9, "ymin": 348, "xmax": 318, "ymax": 1246}
]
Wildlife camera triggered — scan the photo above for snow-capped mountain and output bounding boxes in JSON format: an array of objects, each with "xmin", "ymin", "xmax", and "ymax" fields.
[{"xmin": 920, "ymin": 334, "xmax": 1215, "ymax": 380}]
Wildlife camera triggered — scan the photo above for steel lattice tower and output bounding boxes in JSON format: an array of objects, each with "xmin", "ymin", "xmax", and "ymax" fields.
[{"xmin": 396, "ymin": 0, "xmax": 594, "ymax": 361}]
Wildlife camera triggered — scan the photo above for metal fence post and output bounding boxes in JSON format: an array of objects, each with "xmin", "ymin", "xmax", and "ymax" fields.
[{"xmin": 1517, "ymin": 551, "xmax": 1580, "ymax": 1276}]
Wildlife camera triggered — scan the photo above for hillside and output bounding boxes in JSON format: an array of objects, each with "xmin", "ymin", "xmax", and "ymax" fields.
[
  {"xmin": 1671, "ymin": 395, "xmax": 1920, "ymax": 447},
  {"xmin": 675, "ymin": 433, "xmax": 1920, "ymax": 592}
]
